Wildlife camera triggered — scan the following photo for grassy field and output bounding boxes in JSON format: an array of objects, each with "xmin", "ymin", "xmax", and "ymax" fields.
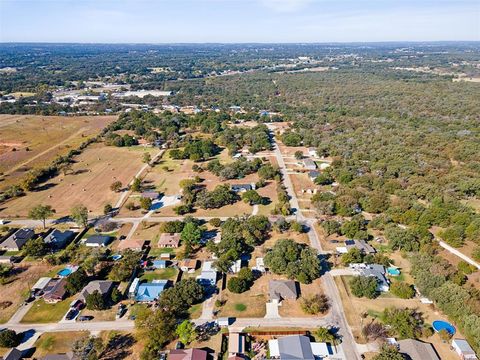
[
  {"xmin": 0, "ymin": 144, "xmax": 157, "ymax": 217},
  {"xmin": 21, "ymin": 296, "xmax": 75, "ymax": 323},
  {"xmin": 140, "ymin": 267, "xmax": 178, "ymax": 282},
  {"xmin": 33, "ymin": 331, "xmax": 88, "ymax": 357},
  {"xmin": 0, "ymin": 263, "xmax": 53, "ymax": 324},
  {"xmin": 0, "ymin": 115, "xmax": 115, "ymax": 190}
]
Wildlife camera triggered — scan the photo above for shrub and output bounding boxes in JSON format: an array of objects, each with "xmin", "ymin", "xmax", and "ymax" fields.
[
  {"xmin": 350, "ymin": 276, "xmax": 378, "ymax": 299},
  {"xmin": 300, "ymin": 294, "xmax": 329, "ymax": 314},
  {"xmin": 390, "ymin": 282, "xmax": 415, "ymax": 299},
  {"xmin": 0, "ymin": 329, "xmax": 20, "ymax": 347}
]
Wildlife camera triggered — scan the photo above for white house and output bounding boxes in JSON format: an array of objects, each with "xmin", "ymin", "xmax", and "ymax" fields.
[{"xmin": 452, "ymin": 339, "xmax": 478, "ymax": 360}]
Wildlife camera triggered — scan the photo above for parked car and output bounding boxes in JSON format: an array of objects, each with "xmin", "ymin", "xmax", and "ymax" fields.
[
  {"xmin": 116, "ymin": 304, "xmax": 127, "ymax": 319},
  {"xmin": 78, "ymin": 315, "xmax": 93, "ymax": 322},
  {"xmin": 65, "ymin": 309, "xmax": 77, "ymax": 320}
]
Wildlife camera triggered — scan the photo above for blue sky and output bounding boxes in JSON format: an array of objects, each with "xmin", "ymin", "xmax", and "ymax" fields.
[{"xmin": 0, "ymin": 0, "xmax": 478, "ymax": 43}]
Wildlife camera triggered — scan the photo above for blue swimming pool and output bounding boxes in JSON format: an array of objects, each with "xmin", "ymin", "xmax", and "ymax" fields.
[
  {"xmin": 57, "ymin": 268, "xmax": 72, "ymax": 277},
  {"xmin": 387, "ymin": 267, "xmax": 401, "ymax": 276},
  {"xmin": 432, "ymin": 320, "xmax": 456, "ymax": 335}
]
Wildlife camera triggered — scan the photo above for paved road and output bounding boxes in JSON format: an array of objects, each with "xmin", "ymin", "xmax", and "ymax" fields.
[
  {"xmin": 268, "ymin": 126, "xmax": 361, "ymax": 360},
  {"xmin": 6, "ymin": 320, "xmax": 135, "ymax": 333},
  {"xmin": 7, "ymin": 302, "xmax": 34, "ymax": 325}
]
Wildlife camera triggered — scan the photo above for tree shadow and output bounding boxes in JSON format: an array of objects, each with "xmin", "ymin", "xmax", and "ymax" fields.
[{"xmin": 100, "ymin": 333, "xmax": 136, "ymax": 360}]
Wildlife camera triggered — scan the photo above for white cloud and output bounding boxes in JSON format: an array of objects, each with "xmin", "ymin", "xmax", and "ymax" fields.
[{"xmin": 259, "ymin": 0, "xmax": 313, "ymax": 12}]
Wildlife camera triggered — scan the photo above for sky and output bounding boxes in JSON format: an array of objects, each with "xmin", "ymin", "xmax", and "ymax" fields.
[{"xmin": 0, "ymin": 0, "xmax": 479, "ymax": 43}]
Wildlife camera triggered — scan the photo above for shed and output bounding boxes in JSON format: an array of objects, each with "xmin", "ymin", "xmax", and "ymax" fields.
[
  {"xmin": 141, "ymin": 191, "xmax": 159, "ymax": 200},
  {"xmin": 152, "ymin": 260, "xmax": 167, "ymax": 269},
  {"xmin": 452, "ymin": 339, "xmax": 478, "ymax": 360}
]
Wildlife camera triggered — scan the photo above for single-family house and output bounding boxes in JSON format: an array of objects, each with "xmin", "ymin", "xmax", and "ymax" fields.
[
  {"xmin": 84, "ymin": 235, "xmax": 111, "ymax": 247},
  {"xmin": 31, "ymin": 277, "xmax": 52, "ymax": 296},
  {"xmin": 269, "ymin": 335, "xmax": 314, "ymax": 360},
  {"xmin": 345, "ymin": 239, "xmax": 376, "ymax": 254},
  {"xmin": 169, "ymin": 348, "xmax": 208, "ymax": 360},
  {"xmin": 452, "ymin": 339, "xmax": 478, "ymax": 360},
  {"xmin": 43, "ymin": 278, "xmax": 68, "ymax": 303},
  {"xmin": 308, "ymin": 170, "xmax": 320, "ymax": 181},
  {"xmin": 158, "ymin": 233, "xmax": 180, "ymax": 248},
  {"xmin": 319, "ymin": 162, "xmax": 331, "ymax": 170},
  {"xmin": 180, "ymin": 259, "xmax": 198, "ymax": 272},
  {"xmin": 308, "ymin": 148, "xmax": 318, "ymax": 158},
  {"xmin": 269, "ymin": 280, "xmax": 298, "ymax": 303},
  {"xmin": 0, "ymin": 228, "xmax": 35, "ymax": 251},
  {"xmin": 43, "ymin": 230, "xmax": 75, "ymax": 250},
  {"xmin": 228, "ymin": 333, "xmax": 246, "ymax": 357},
  {"xmin": 350, "ymin": 263, "xmax": 389, "ymax": 292},
  {"xmin": 398, "ymin": 339, "xmax": 440, "ymax": 360},
  {"xmin": 231, "ymin": 184, "xmax": 254, "ymax": 193},
  {"xmin": 117, "ymin": 239, "xmax": 146, "ymax": 251},
  {"xmin": 78, "ymin": 280, "xmax": 114, "ymax": 303},
  {"xmin": 141, "ymin": 191, "xmax": 159, "ymax": 200},
  {"xmin": 0, "ymin": 348, "xmax": 23, "ymax": 360},
  {"xmin": 134, "ymin": 280, "xmax": 169, "ymax": 302},
  {"xmin": 302, "ymin": 159, "xmax": 317, "ymax": 170},
  {"xmin": 196, "ymin": 261, "xmax": 217, "ymax": 287}
]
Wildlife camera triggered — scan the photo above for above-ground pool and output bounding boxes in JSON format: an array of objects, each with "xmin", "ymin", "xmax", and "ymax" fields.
[
  {"xmin": 57, "ymin": 268, "xmax": 72, "ymax": 277},
  {"xmin": 111, "ymin": 254, "xmax": 122, "ymax": 261},
  {"xmin": 387, "ymin": 267, "xmax": 401, "ymax": 276},
  {"xmin": 432, "ymin": 320, "xmax": 456, "ymax": 335}
]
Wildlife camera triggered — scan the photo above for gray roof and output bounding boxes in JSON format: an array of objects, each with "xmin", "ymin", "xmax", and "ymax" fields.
[
  {"xmin": 358, "ymin": 264, "xmax": 388, "ymax": 289},
  {"xmin": 85, "ymin": 235, "xmax": 111, "ymax": 246},
  {"xmin": 1, "ymin": 228, "xmax": 35, "ymax": 250},
  {"xmin": 78, "ymin": 280, "xmax": 114, "ymax": 302},
  {"xmin": 302, "ymin": 159, "xmax": 317, "ymax": 168},
  {"xmin": 43, "ymin": 230, "xmax": 75, "ymax": 248},
  {"xmin": 345, "ymin": 239, "xmax": 376, "ymax": 254},
  {"xmin": 1, "ymin": 348, "xmax": 23, "ymax": 360},
  {"xmin": 269, "ymin": 280, "xmax": 298, "ymax": 301},
  {"xmin": 278, "ymin": 335, "xmax": 314, "ymax": 360},
  {"xmin": 398, "ymin": 339, "xmax": 440, "ymax": 360},
  {"xmin": 40, "ymin": 353, "xmax": 77, "ymax": 360},
  {"xmin": 231, "ymin": 184, "xmax": 252, "ymax": 191}
]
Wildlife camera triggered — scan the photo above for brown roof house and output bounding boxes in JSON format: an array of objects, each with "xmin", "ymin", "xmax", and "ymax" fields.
[
  {"xmin": 78, "ymin": 280, "xmax": 114, "ymax": 303},
  {"xmin": 0, "ymin": 228, "xmax": 35, "ymax": 251},
  {"xmin": 398, "ymin": 339, "xmax": 440, "ymax": 360},
  {"xmin": 158, "ymin": 233, "xmax": 180, "ymax": 248},
  {"xmin": 169, "ymin": 349, "xmax": 208, "ymax": 360},
  {"xmin": 179, "ymin": 259, "xmax": 198, "ymax": 272},
  {"xmin": 117, "ymin": 239, "xmax": 146, "ymax": 251},
  {"xmin": 269, "ymin": 280, "xmax": 298, "ymax": 304},
  {"xmin": 43, "ymin": 278, "xmax": 68, "ymax": 303}
]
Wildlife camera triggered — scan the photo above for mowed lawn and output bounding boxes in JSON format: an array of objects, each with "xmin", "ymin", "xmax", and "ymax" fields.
[
  {"xmin": 0, "ymin": 144, "xmax": 157, "ymax": 217},
  {"xmin": 21, "ymin": 296, "xmax": 75, "ymax": 323},
  {"xmin": 0, "ymin": 115, "xmax": 115, "ymax": 189}
]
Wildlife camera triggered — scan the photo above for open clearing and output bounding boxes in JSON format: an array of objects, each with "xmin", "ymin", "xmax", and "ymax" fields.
[
  {"xmin": 0, "ymin": 263, "xmax": 53, "ymax": 324},
  {"xmin": 0, "ymin": 115, "xmax": 115, "ymax": 190},
  {"xmin": 33, "ymin": 331, "xmax": 89, "ymax": 357},
  {"xmin": 0, "ymin": 144, "xmax": 156, "ymax": 217}
]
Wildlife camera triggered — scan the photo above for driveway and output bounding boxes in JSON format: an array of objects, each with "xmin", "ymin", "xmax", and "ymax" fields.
[{"xmin": 264, "ymin": 301, "xmax": 280, "ymax": 319}]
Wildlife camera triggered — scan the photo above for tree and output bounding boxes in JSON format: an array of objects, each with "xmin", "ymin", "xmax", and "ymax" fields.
[
  {"xmin": 71, "ymin": 204, "xmax": 88, "ymax": 227},
  {"xmin": 362, "ymin": 322, "xmax": 388, "ymax": 341},
  {"xmin": 131, "ymin": 177, "xmax": 142, "ymax": 192},
  {"xmin": 157, "ymin": 279, "xmax": 204, "ymax": 317},
  {"xmin": 0, "ymin": 329, "xmax": 20, "ymax": 347},
  {"xmin": 103, "ymin": 203, "xmax": 113, "ymax": 215},
  {"xmin": 372, "ymin": 345, "xmax": 404, "ymax": 360},
  {"xmin": 439, "ymin": 225, "xmax": 465, "ymax": 247},
  {"xmin": 140, "ymin": 197, "xmax": 152, "ymax": 211},
  {"xmin": 181, "ymin": 222, "xmax": 202, "ymax": 249},
  {"xmin": 349, "ymin": 276, "xmax": 378, "ymax": 299},
  {"xmin": 341, "ymin": 248, "xmax": 364, "ymax": 265},
  {"xmin": 227, "ymin": 268, "xmax": 254, "ymax": 294},
  {"xmin": 321, "ymin": 220, "xmax": 341, "ymax": 236},
  {"xmin": 65, "ymin": 268, "xmax": 88, "ymax": 295},
  {"xmin": 86, "ymin": 290, "xmax": 107, "ymax": 310},
  {"xmin": 29, "ymin": 204, "xmax": 55, "ymax": 228},
  {"xmin": 315, "ymin": 327, "xmax": 337, "ymax": 344},
  {"xmin": 381, "ymin": 307, "xmax": 423, "ymax": 339},
  {"xmin": 390, "ymin": 281, "xmax": 415, "ymax": 299},
  {"xmin": 110, "ymin": 181, "xmax": 122, "ymax": 192},
  {"xmin": 136, "ymin": 308, "xmax": 177, "ymax": 359},
  {"xmin": 143, "ymin": 152, "xmax": 152, "ymax": 164},
  {"xmin": 111, "ymin": 287, "xmax": 122, "ymax": 303},
  {"xmin": 71, "ymin": 336, "xmax": 105, "ymax": 360},
  {"xmin": 23, "ymin": 237, "xmax": 48, "ymax": 258},
  {"xmin": 109, "ymin": 250, "xmax": 141, "ymax": 282},
  {"xmin": 175, "ymin": 320, "xmax": 196, "ymax": 345},
  {"xmin": 294, "ymin": 150, "xmax": 303, "ymax": 160},
  {"xmin": 241, "ymin": 190, "xmax": 264, "ymax": 205},
  {"xmin": 301, "ymin": 294, "xmax": 329, "ymax": 314}
]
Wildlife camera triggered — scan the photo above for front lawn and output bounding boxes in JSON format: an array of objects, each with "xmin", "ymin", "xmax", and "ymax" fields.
[
  {"xmin": 140, "ymin": 267, "xmax": 178, "ymax": 282},
  {"xmin": 34, "ymin": 331, "xmax": 88, "ymax": 357},
  {"xmin": 21, "ymin": 297, "xmax": 74, "ymax": 323}
]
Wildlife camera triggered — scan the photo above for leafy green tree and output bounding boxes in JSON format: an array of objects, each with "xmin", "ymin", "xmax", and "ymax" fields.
[
  {"xmin": 181, "ymin": 222, "xmax": 202, "ymax": 247},
  {"xmin": 29, "ymin": 204, "xmax": 55, "ymax": 228},
  {"xmin": 143, "ymin": 152, "xmax": 152, "ymax": 164},
  {"xmin": 227, "ymin": 268, "xmax": 254, "ymax": 293},
  {"xmin": 71, "ymin": 204, "xmax": 88, "ymax": 227},
  {"xmin": 321, "ymin": 220, "xmax": 341, "ymax": 236},
  {"xmin": 86, "ymin": 290, "xmax": 107, "ymax": 310},
  {"xmin": 109, "ymin": 250, "xmax": 142, "ymax": 282},
  {"xmin": 350, "ymin": 276, "xmax": 378, "ymax": 299},
  {"xmin": 23, "ymin": 237, "xmax": 48, "ymax": 258},
  {"xmin": 439, "ymin": 225, "xmax": 465, "ymax": 247},
  {"xmin": 315, "ymin": 327, "xmax": 337, "ymax": 344},
  {"xmin": 381, "ymin": 307, "xmax": 423, "ymax": 339},
  {"xmin": 372, "ymin": 345, "xmax": 404, "ymax": 360},
  {"xmin": 301, "ymin": 294, "xmax": 329, "ymax": 315},
  {"xmin": 110, "ymin": 181, "xmax": 122, "ymax": 192},
  {"xmin": 140, "ymin": 197, "xmax": 152, "ymax": 210},
  {"xmin": 65, "ymin": 268, "xmax": 88, "ymax": 295},
  {"xmin": 0, "ymin": 329, "xmax": 20, "ymax": 347},
  {"xmin": 131, "ymin": 177, "xmax": 142, "ymax": 192},
  {"xmin": 175, "ymin": 320, "xmax": 196, "ymax": 345},
  {"xmin": 390, "ymin": 281, "xmax": 415, "ymax": 299},
  {"xmin": 103, "ymin": 203, "xmax": 113, "ymax": 215},
  {"xmin": 341, "ymin": 248, "xmax": 364, "ymax": 265},
  {"xmin": 294, "ymin": 150, "xmax": 303, "ymax": 160},
  {"xmin": 242, "ymin": 190, "xmax": 264, "ymax": 205}
]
